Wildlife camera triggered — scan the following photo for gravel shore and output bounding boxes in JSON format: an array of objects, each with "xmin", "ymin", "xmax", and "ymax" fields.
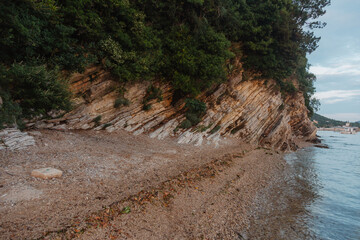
[{"xmin": 0, "ymin": 130, "xmax": 306, "ymax": 239}]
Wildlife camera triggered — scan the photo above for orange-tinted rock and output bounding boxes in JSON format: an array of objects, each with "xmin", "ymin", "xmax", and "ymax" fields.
[
  {"xmin": 34, "ymin": 65, "xmax": 316, "ymax": 151},
  {"xmin": 31, "ymin": 168, "xmax": 63, "ymax": 179}
]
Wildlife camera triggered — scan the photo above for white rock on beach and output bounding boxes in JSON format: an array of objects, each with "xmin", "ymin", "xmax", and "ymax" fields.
[
  {"xmin": 31, "ymin": 168, "xmax": 63, "ymax": 180},
  {"xmin": 0, "ymin": 128, "xmax": 35, "ymax": 151}
]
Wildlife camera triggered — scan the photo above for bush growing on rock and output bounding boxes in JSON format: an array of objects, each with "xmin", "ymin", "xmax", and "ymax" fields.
[
  {"xmin": 142, "ymin": 85, "xmax": 163, "ymax": 110},
  {"xmin": 179, "ymin": 99, "xmax": 207, "ymax": 129},
  {"xmin": 114, "ymin": 98, "xmax": 130, "ymax": 108},
  {"xmin": 92, "ymin": 115, "xmax": 102, "ymax": 126},
  {"xmin": 209, "ymin": 125, "xmax": 221, "ymax": 134},
  {"xmin": 179, "ymin": 119, "xmax": 193, "ymax": 129}
]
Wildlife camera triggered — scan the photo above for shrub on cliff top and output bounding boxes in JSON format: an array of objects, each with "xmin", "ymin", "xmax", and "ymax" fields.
[{"xmin": 0, "ymin": 0, "xmax": 329, "ymax": 126}]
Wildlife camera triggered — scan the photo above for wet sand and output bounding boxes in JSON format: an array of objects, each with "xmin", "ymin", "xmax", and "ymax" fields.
[{"xmin": 0, "ymin": 130, "xmax": 309, "ymax": 239}]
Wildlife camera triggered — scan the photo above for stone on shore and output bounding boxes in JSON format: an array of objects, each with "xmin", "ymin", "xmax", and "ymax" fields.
[
  {"xmin": 0, "ymin": 128, "xmax": 35, "ymax": 151},
  {"xmin": 31, "ymin": 168, "xmax": 63, "ymax": 179}
]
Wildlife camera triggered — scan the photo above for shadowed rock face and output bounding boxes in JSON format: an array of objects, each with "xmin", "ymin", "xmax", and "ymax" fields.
[{"xmin": 33, "ymin": 66, "xmax": 316, "ymax": 150}]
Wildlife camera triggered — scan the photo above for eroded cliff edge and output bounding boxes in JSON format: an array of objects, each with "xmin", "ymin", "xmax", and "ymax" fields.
[{"xmin": 33, "ymin": 65, "xmax": 316, "ymax": 151}]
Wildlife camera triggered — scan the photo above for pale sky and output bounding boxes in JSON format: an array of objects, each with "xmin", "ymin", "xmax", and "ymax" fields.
[{"xmin": 308, "ymin": 0, "xmax": 360, "ymax": 122}]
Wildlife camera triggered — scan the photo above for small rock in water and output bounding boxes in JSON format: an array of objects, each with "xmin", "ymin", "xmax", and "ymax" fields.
[
  {"xmin": 314, "ymin": 144, "xmax": 329, "ymax": 149},
  {"xmin": 31, "ymin": 168, "xmax": 63, "ymax": 179}
]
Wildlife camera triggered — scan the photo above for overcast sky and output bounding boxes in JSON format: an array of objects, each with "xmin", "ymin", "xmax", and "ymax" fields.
[{"xmin": 308, "ymin": 0, "xmax": 360, "ymax": 122}]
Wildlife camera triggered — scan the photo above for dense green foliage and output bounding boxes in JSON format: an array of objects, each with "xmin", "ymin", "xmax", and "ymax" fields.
[
  {"xmin": 0, "ymin": 91, "xmax": 23, "ymax": 129},
  {"xmin": 0, "ymin": 0, "xmax": 330, "ymax": 127},
  {"xmin": 0, "ymin": 63, "xmax": 71, "ymax": 117},
  {"xmin": 0, "ymin": 63, "xmax": 71, "ymax": 128}
]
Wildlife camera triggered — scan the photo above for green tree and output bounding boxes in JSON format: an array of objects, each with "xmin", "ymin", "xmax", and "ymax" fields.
[
  {"xmin": 0, "ymin": 63, "xmax": 71, "ymax": 118},
  {"xmin": 0, "ymin": 0, "xmax": 330, "ymax": 126}
]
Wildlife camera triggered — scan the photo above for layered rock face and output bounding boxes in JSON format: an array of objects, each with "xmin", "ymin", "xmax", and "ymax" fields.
[
  {"xmin": 0, "ymin": 128, "xmax": 35, "ymax": 151},
  {"xmin": 34, "ymin": 66, "xmax": 316, "ymax": 150}
]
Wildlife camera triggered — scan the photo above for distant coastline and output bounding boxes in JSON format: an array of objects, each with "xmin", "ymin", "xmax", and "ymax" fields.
[
  {"xmin": 312, "ymin": 113, "xmax": 360, "ymax": 130},
  {"xmin": 317, "ymin": 127, "xmax": 359, "ymax": 133}
]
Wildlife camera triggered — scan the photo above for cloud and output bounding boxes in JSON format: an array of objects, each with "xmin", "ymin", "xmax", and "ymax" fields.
[
  {"xmin": 310, "ymin": 65, "xmax": 360, "ymax": 76},
  {"xmin": 322, "ymin": 113, "xmax": 360, "ymax": 122},
  {"xmin": 309, "ymin": 54, "xmax": 360, "ymax": 77},
  {"xmin": 314, "ymin": 90, "xmax": 360, "ymax": 104}
]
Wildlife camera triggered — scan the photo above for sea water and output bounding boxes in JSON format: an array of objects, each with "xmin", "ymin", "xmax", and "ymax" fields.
[{"xmin": 285, "ymin": 131, "xmax": 360, "ymax": 240}]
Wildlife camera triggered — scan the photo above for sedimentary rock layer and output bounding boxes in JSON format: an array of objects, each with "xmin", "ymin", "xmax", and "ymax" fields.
[
  {"xmin": 0, "ymin": 128, "xmax": 35, "ymax": 151},
  {"xmin": 33, "ymin": 66, "xmax": 316, "ymax": 150}
]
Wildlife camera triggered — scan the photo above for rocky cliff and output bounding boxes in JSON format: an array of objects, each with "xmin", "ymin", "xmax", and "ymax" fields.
[{"xmin": 33, "ymin": 65, "xmax": 316, "ymax": 151}]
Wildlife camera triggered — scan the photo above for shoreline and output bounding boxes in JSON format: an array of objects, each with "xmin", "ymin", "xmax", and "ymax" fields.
[
  {"xmin": 61, "ymin": 148, "xmax": 288, "ymax": 240},
  {"xmin": 0, "ymin": 130, "xmax": 311, "ymax": 239}
]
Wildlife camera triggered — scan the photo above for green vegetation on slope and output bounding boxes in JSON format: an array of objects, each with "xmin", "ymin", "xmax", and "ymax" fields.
[
  {"xmin": 0, "ymin": 0, "xmax": 330, "ymax": 128},
  {"xmin": 312, "ymin": 113, "xmax": 360, "ymax": 128},
  {"xmin": 311, "ymin": 113, "xmax": 345, "ymax": 128}
]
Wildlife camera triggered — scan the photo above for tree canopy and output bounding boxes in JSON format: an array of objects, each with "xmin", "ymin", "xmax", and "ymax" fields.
[{"xmin": 0, "ymin": 0, "xmax": 330, "ymax": 128}]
